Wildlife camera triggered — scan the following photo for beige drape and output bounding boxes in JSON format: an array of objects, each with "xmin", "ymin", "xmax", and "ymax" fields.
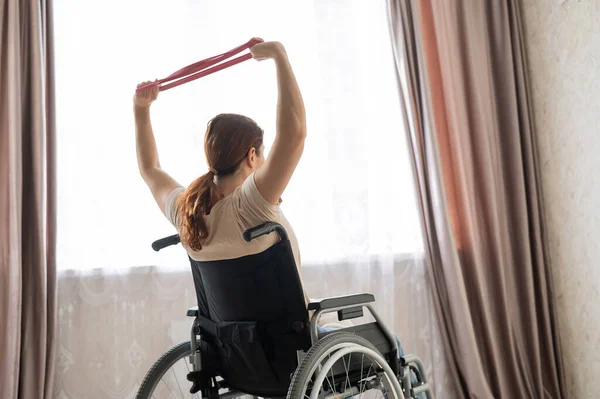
[
  {"xmin": 0, "ymin": 0, "xmax": 57, "ymax": 397},
  {"xmin": 387, "ymin": 1, "xmax": 567, "ymax": 398}
]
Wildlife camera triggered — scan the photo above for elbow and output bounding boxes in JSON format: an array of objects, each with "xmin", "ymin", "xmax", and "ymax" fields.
[
  {"xmin": 292, "ymin": 129, "xmax": 306, "ymax": 148},
  {"xmin": 137, "ymin": 157, "xmax": 161, "ymax": 181},
  {"xmin": 293, "ymin": 118, "xmax": 307, "ymax": 141},
  {"xmin": 139, "ymin": 166, "xmax": 157, "ymax": 182},
  {"xmin": 297, "ymin": 127, "xmax": 307, "ymax": 141},
  {"xmin": 139, "ymin": 167, "xmax": 150, "ymax": 183},
  {"xmin": 288, "ymin": 110, "xmax": 306, "ymax": 140}
]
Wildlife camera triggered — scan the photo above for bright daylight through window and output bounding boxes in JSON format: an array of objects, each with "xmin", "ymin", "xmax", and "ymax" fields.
[{"xmin": 54, "ymin": 0, "xmax": 422, "ymax": 270}]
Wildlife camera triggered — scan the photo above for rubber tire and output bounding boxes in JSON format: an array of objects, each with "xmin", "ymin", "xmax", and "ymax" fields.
[
  {"xmin": 287, "ymin": 332, "xmax": 389, "ymax": 399},
  {"xmin": 135, "ymin": 341, "xmax": 193, "ymax": 399}
]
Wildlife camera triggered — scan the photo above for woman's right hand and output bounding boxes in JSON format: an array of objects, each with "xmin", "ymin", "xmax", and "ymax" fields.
[
  {"xmin": 250, "ymin": 39, "xmax": 287, "ymax": 62},
  {"xmin": 134, "ymin": 81, "xmax": 159, "ymax": 108}
]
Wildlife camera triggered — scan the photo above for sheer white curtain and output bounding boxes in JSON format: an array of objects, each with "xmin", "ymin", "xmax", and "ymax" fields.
[
  {"xmin": 53, "ymin": 0, "xmax": 453, "ymax": 398},
  {"xmin": 54, "ymin": 0, "xmax": 421, "ymax": 270}
]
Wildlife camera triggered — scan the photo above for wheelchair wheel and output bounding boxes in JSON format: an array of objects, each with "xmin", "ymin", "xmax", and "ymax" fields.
[
  {"xmin": 136, "ymin": 341, "xmax": 200, "ymax": 399},
  {"xmin": 288, "ymin": 332, "xmax": 404, "ymax": 399}
]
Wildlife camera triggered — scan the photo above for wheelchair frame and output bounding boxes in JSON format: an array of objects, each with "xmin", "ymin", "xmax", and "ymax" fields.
[
  {"xmin": 184, "ymin": 290, "xmax": 433, "ymax": 399},
  {"xmin": 146, "ymin": 222, "xmax": 434, "ymax": 399}
]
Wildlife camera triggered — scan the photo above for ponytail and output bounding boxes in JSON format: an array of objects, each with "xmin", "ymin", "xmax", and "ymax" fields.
[
  {"xmin": 176, "ymin": 171, "xmax": 221, "ymax": 251},
  {"xmin": 178, "ymin": 113, "xmax": 264, "ymax": 251}
]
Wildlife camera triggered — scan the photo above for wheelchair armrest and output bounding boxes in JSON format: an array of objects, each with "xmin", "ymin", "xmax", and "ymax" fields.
[
  {"xmin": 187, "ymin": 306, "xmax": 199, "ymax": 318},
  {"xmin": 308, "ymin": 293, "xmax": 375, "ymax": 311}
]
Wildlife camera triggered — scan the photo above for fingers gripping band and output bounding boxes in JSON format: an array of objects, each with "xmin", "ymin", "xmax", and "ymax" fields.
[{"xmin": 136, "ymin": 38, "xmax": 262, "ymax": 93}]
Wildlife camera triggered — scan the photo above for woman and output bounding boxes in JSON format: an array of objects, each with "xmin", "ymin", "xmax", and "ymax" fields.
[
  {"xmin": 133, "ymin": 39, "xmax": 309, "ymax": 302},
  {"xmin": 133, "ymin": 40, "xmax": 417, "ymax": 389}
]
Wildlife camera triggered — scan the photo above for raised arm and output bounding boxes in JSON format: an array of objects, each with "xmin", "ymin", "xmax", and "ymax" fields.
[
  {"xmin": 250, "ymin": 40, "xmax": 307, "ymax": 204},
  {"xmin": 133, "ymin": 82, "xmax": 182, "ymax": 215}
]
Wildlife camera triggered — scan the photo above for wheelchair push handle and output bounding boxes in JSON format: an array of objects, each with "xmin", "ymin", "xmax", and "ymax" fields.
[
  {"xmin": 151, "ymin": 234, "xmax": 181, "ymax": 251},
  {"xmin": 150, "ymin": 222, "xmax": 287, "ymax": 251},
  {"xmin": 243, "ymin": 222, "xmax": 288, "ymax": 242}
]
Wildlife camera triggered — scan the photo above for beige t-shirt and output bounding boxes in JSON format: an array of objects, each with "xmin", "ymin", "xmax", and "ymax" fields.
[{"xmin": 165, "ymin": 173, "xmax": 309, "ymax": 303}]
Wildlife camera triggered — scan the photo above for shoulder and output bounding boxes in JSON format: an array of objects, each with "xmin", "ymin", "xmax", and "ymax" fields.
[
  {"xmin": 165, "ymin": 187, "xmax": 186, "ymax": 226},
  {"xmin": 233, "ymin": 173, "xmax": 280, "ymax": 220}
]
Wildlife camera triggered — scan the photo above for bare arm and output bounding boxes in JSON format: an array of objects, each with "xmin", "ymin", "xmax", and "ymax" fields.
[
  {"xmin": 251, "ymin": 41, "xmax": 307, "ymax": 204},
  {"xmin": 134, "ymin": 83, "xmax": 182, "ymax": 215}
]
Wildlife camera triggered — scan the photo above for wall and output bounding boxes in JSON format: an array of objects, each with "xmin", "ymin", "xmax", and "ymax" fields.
[{"xmin": 521, "ymin": 2, "xmax": 600, "ymax": 398}]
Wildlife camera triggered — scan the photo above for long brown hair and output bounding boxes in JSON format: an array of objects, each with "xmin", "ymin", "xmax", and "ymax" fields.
[{"xmin": 177, "ymin": 114, "xmax": 264, "ymax": 251}]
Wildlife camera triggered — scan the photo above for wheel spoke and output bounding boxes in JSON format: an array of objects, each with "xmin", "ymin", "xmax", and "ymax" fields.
[
  {"xmin": 342, "ymin": 354, "xmax": 351, "ymax": 393},
  {"xmin": 161, "ymin": 375, "xmax": 177, "ymax": 398},
  {"xmin": 330, "ymin": 353, "xmax": 336, "ymax": 392},
  {"xmin": 374, "ymin": 387, "xmax": 387, "ymax": 399},
  {"xmin": 359, "ymin": 354, "xmax": 365, "ymax": 394},
  {"xmin": 326, "ymin": 352, "xmax": 336, "ymax": 394},
  {"xmin": 172, "ymin": 364, "xmax": 184, "ymax": 396},
  {"xmin": 363, "ymin": 362, "xmax": 374, "ymax": 394}
]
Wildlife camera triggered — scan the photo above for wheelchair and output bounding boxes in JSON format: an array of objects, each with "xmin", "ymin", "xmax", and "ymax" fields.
[{"xmin": 135, "ymin": 222, "xmax": 433, "ymax": 399}]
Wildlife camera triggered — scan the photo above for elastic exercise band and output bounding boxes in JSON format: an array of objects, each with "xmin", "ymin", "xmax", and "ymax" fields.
[{"xmin": 136, "ymin": 38, "xmax": 262, "ymax": 93}]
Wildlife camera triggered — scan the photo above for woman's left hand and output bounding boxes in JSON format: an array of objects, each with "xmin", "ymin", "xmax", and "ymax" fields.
[{"xmin": 134, "ymin": 81, "xmax": 159, "ymax": 108}]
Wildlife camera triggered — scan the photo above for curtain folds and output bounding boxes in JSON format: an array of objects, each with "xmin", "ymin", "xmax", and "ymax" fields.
[
  {"xmin": 0, "ymin": 0, "xmax": 57, "ymax": 398},
  {"xmin": 386, "ymin": 1, "xmax": 567, "ymax": 397}
]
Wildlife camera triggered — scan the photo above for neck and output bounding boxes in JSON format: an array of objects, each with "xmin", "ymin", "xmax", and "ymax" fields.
[{"xmin": 215, "ymin": 172, "xmax": 249, "ymax": 197}]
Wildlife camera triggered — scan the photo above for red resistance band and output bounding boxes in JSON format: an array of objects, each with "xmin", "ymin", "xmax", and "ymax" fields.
[{"xmin": 136, "ymin": 38, "xmax": 262, "ymax": 93}]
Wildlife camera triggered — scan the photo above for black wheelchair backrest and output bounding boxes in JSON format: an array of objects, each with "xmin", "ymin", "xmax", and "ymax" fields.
[
  {"xmin": 184, "ymin": 223, "xmax": 310, "ymax": 395},
  {"xmin": 189, "ymin": 239, "xmax": 308, "ymax": 327}
]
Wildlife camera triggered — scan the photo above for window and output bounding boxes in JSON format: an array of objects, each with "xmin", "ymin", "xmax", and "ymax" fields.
[{"xmin": 54, "ymin": 0, "xmax": 422, "ymax": 270}]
